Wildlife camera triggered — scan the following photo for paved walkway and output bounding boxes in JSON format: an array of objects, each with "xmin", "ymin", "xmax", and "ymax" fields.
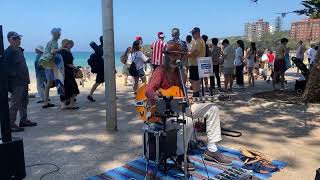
[{"xmin": 2, "ymin": 68, "xmax": 320, "ymax": 180}]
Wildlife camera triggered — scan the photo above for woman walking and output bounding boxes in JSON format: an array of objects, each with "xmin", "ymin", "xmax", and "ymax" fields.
[
  {"xmin": 131, "ymin": 40, "xmax": 148, "ymax": 93},
  {"xmin": 245, "ymin": 42, "xmax": 257, "ymax": 86},
  {"xmin": 60, "ymin": 39, "xmax": 79, "ymax": 109},
  {"xmin": 121, "ymin": 47, "xmax": 132, "ymax": 86},
  {"xmin": 234, "ymin": 40, "xmax": 245, "ymax": 88}
]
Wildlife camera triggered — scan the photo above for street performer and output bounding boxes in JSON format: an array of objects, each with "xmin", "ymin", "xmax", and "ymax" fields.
[{"xmin": 145, "ymin": 41, "xmax": 232, "ymax": 171}]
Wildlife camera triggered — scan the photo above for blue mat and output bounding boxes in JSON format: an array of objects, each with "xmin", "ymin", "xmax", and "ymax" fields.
[{"xmin": 87, "ymin": 146, "xmax": 287, "ymax": 180}]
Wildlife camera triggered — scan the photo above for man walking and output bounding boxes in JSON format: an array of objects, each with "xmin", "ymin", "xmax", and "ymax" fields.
[
  {"xmin": 5, "ymin": 32, "xmax": 37, "ymax": 132},
  {"xmin": 151, "ymin": 32, "xmax": 166, "ymax": 70}
]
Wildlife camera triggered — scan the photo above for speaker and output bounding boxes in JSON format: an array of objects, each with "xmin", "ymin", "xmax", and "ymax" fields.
[
  {"xmin": 143, "ymin": 129, "xmax": 177, "ymax": 162},
  {"xmin": 0, "ymin": 138, "xmax": 26, "ymax": 180}
]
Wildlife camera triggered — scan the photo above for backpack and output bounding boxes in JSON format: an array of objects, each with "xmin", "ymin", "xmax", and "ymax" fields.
[
  {"xmin": 87, "ymin": 53, "xmax": 98, "ymax": 73},
  {"xmin": 129, "ymin": 62, "xmax": 139, "ymax": 76}
]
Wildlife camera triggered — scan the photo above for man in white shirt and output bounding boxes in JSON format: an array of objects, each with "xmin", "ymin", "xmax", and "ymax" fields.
[
  {"xmin": 310, "ymin": 46, "xmax": 318, "ymax": 66},
  {"xmin": 307, "ymin": 45, "xmax": 316, "ymax": 67}
]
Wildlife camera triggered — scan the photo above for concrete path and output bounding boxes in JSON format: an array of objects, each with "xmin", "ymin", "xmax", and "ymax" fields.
[{"xmin": 2, "ymin": 68, "xmax": 319, "ymax": 180}]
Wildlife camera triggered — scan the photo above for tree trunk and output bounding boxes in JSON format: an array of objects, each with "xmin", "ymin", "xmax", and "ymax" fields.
[{"xmin": 303, "ymin": 48, "xmax": 320, "ymax": 103}]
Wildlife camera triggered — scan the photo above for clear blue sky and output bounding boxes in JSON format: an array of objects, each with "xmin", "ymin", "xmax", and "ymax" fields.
[{"xmin": 0, "ymin": 0, "xmax": 305, "ymax": 52}]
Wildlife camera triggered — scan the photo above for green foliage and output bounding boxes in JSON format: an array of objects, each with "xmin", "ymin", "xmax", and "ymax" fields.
[{"xmin": 294, "ymin": 0, "xmax": 320, "ymax": 18}]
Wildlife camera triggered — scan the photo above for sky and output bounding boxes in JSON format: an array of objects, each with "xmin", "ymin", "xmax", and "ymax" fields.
[{"xmin": 0, "ymin": 0, "xmax": 306, "ymax": 52}]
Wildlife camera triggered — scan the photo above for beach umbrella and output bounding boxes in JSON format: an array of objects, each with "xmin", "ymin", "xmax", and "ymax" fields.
[{"xmin": 101, "ymin": 0, "xmax": 117, "ymax": 131}]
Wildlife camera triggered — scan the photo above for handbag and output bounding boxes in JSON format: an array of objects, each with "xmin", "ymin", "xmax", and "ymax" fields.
[{"xmin": 129, "ymin": 53, "xmax": 139, "ymax": 76}]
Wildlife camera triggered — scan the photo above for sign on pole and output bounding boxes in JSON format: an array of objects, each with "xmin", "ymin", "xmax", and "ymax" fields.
[{"xmin": 197, "ymin": 57, "xmax": 213, "ymax": 78}]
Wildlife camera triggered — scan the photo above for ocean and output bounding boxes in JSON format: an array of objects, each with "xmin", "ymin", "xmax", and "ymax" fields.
[{"xmin": 24, "ymin": 51, "xmax": 123, "ymax": 78}]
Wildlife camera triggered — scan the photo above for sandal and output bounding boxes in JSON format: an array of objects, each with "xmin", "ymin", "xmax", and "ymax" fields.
[{"xmin": 42, "ymin": 103, "xmax": 55, "ymax": 108}]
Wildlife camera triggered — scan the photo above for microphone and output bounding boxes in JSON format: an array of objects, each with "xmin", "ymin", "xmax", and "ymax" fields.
[{"xmin": 176, "ymin": 59, "xmax": 183, "ymax": 69}]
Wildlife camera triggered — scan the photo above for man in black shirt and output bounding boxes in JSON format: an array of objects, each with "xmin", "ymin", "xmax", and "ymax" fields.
[{"xmin": 5, "ymin": 32, "xmax": 37, "ymax": 132}]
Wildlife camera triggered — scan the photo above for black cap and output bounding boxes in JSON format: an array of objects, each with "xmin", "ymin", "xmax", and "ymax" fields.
[
  {"xmin": 190, "ymin": 27, "xmax": 200, "ymax": 34},
  {"xmin": 7, "ymin": 31, "xmax": 22, "ymax": 40}
]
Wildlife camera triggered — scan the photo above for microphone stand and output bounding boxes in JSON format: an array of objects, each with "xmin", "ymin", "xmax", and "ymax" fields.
[{"xmin": 176, "ymin": 60, "xmax": 190, "ymax": 179}]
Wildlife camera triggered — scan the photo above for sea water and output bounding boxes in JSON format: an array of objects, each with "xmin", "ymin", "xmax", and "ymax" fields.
[{"xmin": 24, "ymin": 51, "xmax": 123, "ymax": 78}]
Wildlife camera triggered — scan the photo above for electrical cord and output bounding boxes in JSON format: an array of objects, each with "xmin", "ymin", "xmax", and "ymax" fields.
[{"xmin": 26, "ymin": 163, "xmax": 60, "ymax": 180}]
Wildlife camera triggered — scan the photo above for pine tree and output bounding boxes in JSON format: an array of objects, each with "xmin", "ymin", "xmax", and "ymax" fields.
[
  {"xmin": 274, "ymin": 16, "xmax": 283, "ymax": 32},
  {"xmin": 292, "ymin": 0, "xmax": 320, "ymax": 103},
  {"xmin": 294, "ymin": 0, "xmax": 320, "ymax": 18}
]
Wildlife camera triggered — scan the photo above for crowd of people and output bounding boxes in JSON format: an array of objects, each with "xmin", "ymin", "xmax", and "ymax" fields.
[
  {"xmin": 5, "ymin": 28, "xmax": 84, "ymax": 132},
  {"xmin": 120, "ymin": 27, "xmax": 320, "ymax": 96}
]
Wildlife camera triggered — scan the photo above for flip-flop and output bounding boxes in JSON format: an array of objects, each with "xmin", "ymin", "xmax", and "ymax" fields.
[
  {"xmin": 36, "ymin": 100, "xmax": 44, "ymax": 103},
  {"xmin": 66, "ymin": 106, "xmax": 79, "ymax": 110}
]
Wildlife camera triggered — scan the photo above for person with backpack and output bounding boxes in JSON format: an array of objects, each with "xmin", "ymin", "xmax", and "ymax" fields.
[
  {"xmin": 130, "ymin": 40, "xmax": 148, "ymax": 93},
  {"xmin": 87, "ymin": 36, "xmax": 104, "ymax": 102}
]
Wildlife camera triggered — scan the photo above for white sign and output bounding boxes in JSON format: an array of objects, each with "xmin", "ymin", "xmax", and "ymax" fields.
[{"xmin": 197, "ymin": 57, "xmax": 213, "ymax": 78}]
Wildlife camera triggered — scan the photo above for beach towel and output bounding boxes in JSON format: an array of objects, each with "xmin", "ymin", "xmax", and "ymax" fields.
[{"xmin": 52, "ymin": 54, "xmax": 65, "ymax": 96}]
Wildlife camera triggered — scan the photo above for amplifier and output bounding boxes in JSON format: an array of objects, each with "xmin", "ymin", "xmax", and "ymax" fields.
[{"xmin": 143, "ymin": 127, "xmax": 177, "ymax": 163}]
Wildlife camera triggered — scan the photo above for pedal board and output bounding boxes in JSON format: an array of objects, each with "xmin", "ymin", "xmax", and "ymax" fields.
[{"xmin": 210, "ymin": 166, "xmax": 257, "ymax": 180}]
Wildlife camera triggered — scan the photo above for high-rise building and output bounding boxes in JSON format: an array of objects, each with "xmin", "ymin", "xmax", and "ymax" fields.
[
  {"xmin": 290, "ymin": 18, "xmax": 320, "ymax": 42},
  {"xmin": 244, "ymin": 19, "xmax": 270, "ymax": 41}
]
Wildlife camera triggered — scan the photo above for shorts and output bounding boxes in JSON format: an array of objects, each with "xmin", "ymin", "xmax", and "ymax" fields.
[
  {"xmin": 137, "ymin": 68, "xmax": 145, "ymax": 77},
  {"xmin": 274, "ymin": 59, "xmax": 286, "ymax": 73},
  {"xmin": 45, "ymin": 69, "xmax": 54, "ymax": 81},
  {"xmin": 189, "ymin": 66, "xmax": 199, "ymax": 81},
  {"xmin": 223, "ymin": 67, "xmax": 235, "ymax": 75},
  {"xmin": 96, "ymin": 71, "xmax": 104, "ymax": 83}
]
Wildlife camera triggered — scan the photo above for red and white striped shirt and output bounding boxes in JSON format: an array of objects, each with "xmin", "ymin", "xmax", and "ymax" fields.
[{"xmin": 151, "ymin": 40, "xmax": 167, "ymax": 65}]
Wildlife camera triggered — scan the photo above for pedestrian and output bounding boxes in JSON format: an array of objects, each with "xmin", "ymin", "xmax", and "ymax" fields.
[
  {"xmin": 188, "ymin": 27, "xmax": 206, "ymax": 97},
  {"xmin": 295, "ymin": 41, "xmax": 305, "ymax": 74},
  {"xmin": 221, "ymin": 39, "xmax": 236, "ymax": 91},
  {"xmin": 273, "ymin": 38, "xmax": 288, "ymax": 90},
  {"xmin": 151, "ymin": 32, "xmax": 166, "ymax": 71},
  {"xmin": 131, "ymin": 40, "xmax": 148, "ymax": 93},
  {"xmin": 186, "ymin": 35, "xmax": 192, "ymax": 51},
  {"xmin": 202, "ymin": 35, "xmax": 210, "ymax": 92},
  {"xmin": 310, "ymin": 46, "xmax": 319, "ymax": 68},
  {"xmin": 169, "ymin": 28, "xmax": 188, "ymax": 68},
  {"xmin": 245, "ymin": 42, "xmax": 257, "ymax": 87},
  {"xmin": 210, "ymin": 38, "xmax": 222, "ymax": 90},
  {"xmin": 34, "ymin": 45, "xmax": 46, "ymax": 103},
  {"xmin": 307, "ymin": 45, "xmax": 316, "ymax": 68},
  {"xmin": 88, "ymin": 36, "xmax": 104, "ymax": 102},
  {"xmin": 234, "ymin": 40, "xmax": 245, "ymax": 88},
  {"xmin": 5, "ymin": 31, "xmax": 37, "ymax": 132},
  {"xmin": 121, "ymin": 47, "xmax": 132, "ymax": 86},
  {"xmin": 40, "ymin": 28, "xmax": 62, "ymax": 108},
  {"xmin": 60, "ymin": 39, "xmax": 79, "ymax": 109}
]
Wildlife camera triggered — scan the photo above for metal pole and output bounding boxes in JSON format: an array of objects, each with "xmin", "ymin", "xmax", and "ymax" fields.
[
  {"xmin": 0, "ymin": 25, "xmax": 12, "ymax": 142},
  {"xmin": 101, "ymin": 0, "xmax": 117, "ymax": 131}
]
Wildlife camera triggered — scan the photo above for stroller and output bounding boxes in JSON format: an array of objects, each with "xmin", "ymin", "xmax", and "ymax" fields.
[{"xmin": 291, "ymin": 57, "xmax": 310, "ymax": 94}]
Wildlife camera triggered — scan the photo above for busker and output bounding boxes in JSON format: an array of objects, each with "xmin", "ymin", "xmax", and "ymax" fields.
[{"xmin": 145, "ymin": 41, "xmax": 232, "ymax": 171}]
